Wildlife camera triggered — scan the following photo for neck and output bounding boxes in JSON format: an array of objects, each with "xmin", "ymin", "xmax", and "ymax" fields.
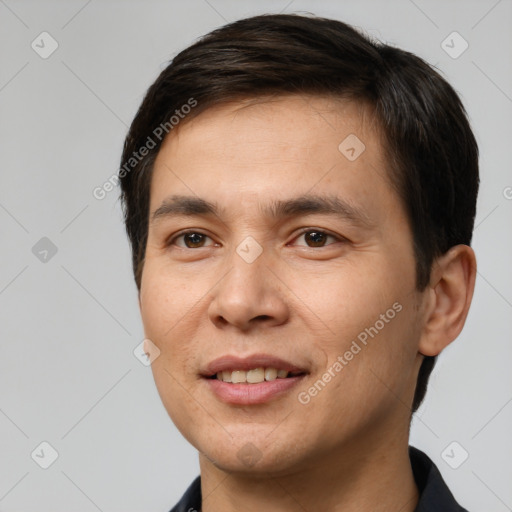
[{"xmin": 199, "ymin": 428, "xmax": 419, "ymax": 512}]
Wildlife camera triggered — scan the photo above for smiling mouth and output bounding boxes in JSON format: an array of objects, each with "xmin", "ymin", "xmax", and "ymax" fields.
[{"xmin": 207, "ymin": 367, "xmax": 307, "ymax": 384}]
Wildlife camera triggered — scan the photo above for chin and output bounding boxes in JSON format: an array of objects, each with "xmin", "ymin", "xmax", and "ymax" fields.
[
  {"xmin": 203, "ymin": 451, "xmax": 300, "ymax": 477},
  {"xmin": 197, "ymin": 432, "xmax": 308, "ymax": 477}
]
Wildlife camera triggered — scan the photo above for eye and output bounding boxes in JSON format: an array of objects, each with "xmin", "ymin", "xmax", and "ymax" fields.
[
  {"xmin": 291, "ymin": 229, "xmax": 343, "ymax": 248},
  {"xmin": 168, "ymin": 231, "xmax": 216, "ymax": 249}
]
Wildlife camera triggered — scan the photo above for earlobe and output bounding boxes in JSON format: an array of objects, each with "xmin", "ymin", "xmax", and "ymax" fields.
[{"xmin": 418, "ymin": 245, "xmax": 477, "ymax": 357}]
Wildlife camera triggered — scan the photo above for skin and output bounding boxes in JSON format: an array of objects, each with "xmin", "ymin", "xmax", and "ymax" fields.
[{"xmin": 138, "ymin": 95, "xmax": 476, "ymax": 511}]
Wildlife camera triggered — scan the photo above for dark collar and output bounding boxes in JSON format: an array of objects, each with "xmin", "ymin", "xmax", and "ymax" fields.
[
  {"xmin": 409, "ymin": 446, "xmax": 469, "ymax": 511},
  {"xmin": 169, "ymin": 446, "xmax": 469, "ymax": 512}
]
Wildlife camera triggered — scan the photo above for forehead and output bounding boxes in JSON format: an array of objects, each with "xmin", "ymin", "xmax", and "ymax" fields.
[
  {"xmin": 159, "ymin": 94, "xmax": 381, "ymax": 153},
  {"xmin": 149, "ymin": 94, "xmax": 393, "ymax": 220}
]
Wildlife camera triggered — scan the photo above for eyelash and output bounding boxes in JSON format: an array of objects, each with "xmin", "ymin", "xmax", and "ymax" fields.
[{"xmin": 167, "ymin": 228, "xmax": 345, "ymax": 249}]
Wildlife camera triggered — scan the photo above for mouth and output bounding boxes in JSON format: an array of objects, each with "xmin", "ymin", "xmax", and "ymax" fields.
[{"xmin": 200, "ymin": 354, "xmax": 309, "ymax": 405}]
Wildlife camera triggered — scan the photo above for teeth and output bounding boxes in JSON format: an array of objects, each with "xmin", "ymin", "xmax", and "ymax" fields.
[
  {"xmin": 264, "ymin": 367, "xmax": 277, "ymax": 381},
  {"xmin": 247, "ymin": 368, "xmax": 265, "ymax": 383},
  {"xmin": 232, "ymin": 370, "xmax": 246, "ymax": 383},
  {"xmin": 215, "ymin": 367, "xmax": 295, "ymax": 383}
]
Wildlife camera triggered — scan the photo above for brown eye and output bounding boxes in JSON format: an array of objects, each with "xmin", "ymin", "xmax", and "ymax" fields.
[
  {"xmin": 170, "ymin": 231, "xmax": 214, "ymax": 248},
  {"xmin": 294, "ymin": 229, "xmax": 340, "ymax": 248},
  {"xmin": 304, "ymin": 231, "xmax": 328, "ymax": 247},
  {"xmin": 183, "ymin": 233, "xmax": 205, "ymax": 248}
]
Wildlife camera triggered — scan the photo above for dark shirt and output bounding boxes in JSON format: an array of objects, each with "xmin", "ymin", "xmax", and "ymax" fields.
[{"xmin": 169, "ymin": 445, "xmax": 469, "ymax": 512}]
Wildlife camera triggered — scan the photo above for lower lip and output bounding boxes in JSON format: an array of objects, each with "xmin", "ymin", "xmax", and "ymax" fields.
[{"xmin": 204, "ymin": 375, "xmax": 306, "ymax": 405}]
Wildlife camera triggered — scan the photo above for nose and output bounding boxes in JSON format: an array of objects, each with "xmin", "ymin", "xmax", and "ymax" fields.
[{"xmin": 207, "ymin": 250, "xmax": 290, "ymax": 332}]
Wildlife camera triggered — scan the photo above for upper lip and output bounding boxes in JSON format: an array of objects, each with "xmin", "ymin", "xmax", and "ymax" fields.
[{"xmin": 201, "ymin": 353, "xmax": 309, "ymax": 377}]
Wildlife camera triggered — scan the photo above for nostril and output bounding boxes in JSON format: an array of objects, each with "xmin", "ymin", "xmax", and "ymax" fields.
[{"xmin": 253, "ymin": 315, "xmax": 272, "ymax": 322}]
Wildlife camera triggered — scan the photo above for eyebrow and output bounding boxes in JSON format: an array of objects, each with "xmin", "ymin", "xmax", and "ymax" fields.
[{"xmin": 151, "ymin": 194, "xmax": 374, "ymax": 228}]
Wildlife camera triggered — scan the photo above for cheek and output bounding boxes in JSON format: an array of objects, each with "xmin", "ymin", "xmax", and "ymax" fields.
[
  {"xmin": 140, "ymin": 264, "xmax": 203, "ymax": 434},
  {"xmin": 297, "ymin": 259, "xmax": 418, "ymax": 400},
  {"xmin": 324, "ymin": 298, "xmax": 420, "ymax": 412},
  {"xmin": 139, "ymin": 260, "xmax": 207, "ymax": 341},
  {"xmin": 139, "ymin": 262, "xmax": 205, "ymax": 413},
  {"xmin": 290, "ymin": 260, "xmax": 398, "ymax": 345}
]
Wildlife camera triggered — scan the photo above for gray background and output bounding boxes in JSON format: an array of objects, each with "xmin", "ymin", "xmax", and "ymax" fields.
[{"xmin": 1, "ymin": 0, "xmax": 511, "ymax": 510}]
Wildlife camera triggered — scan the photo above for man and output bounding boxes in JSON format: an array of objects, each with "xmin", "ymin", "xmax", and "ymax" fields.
[{"xmin": 119, "ymin": 13, "xmax": 478, "ymax": 511}]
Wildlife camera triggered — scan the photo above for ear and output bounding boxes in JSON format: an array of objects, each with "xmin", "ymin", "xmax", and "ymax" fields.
[{"xmin": 418, "ymin": 245, "xmax": 477, "ymax": 357}]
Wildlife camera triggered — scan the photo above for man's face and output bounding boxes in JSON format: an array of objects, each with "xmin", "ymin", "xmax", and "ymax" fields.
[{"xmin": 140, "ymin": 95, "xmax": 426, "ymax": 474}]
